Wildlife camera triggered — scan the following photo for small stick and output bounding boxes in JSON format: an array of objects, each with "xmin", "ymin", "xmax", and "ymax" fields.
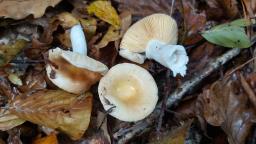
[
  {"xmin": 113, "ymin": 48, "xmax": 241, "ymax": 144},
  {"xmin": 240, "ymin": 74, "xmax": 256, "ymax": 109}
]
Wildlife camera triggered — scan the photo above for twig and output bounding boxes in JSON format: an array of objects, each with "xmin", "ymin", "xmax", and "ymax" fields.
[
  {"xmin": 113, "ymin": 48, "xmax": 241, "ymax": 144},
  {"xmin": 240, "ymin": 74, "xmax": 256, "ymax": 109},
  {"xmin": 156, "ymin": 70, "xmax": 171, "ymax": 135}
]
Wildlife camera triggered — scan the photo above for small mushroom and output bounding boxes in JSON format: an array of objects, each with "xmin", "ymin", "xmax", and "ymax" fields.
[
  {"xmin": 98, "ymin": 63, "xmax": 158, "ymax": 122},
  {"xmin": 119, "ymin": 13, "xmax": 189, "ymax": 76},
  {"xmin": 46, "ymin": 24, "xmax": 108, "ymax": 94}
]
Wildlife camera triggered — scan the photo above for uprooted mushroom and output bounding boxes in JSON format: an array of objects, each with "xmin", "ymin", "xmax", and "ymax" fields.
[
  {"xmin": 119, "ymin": 13, "xmax": 189, "ymax": 76},
  {"xmin": 46, "ymin": 22, "xmax": 108, "ymax": 94}
]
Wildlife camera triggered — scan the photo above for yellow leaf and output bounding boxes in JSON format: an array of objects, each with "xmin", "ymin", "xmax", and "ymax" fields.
[
  {"xmin": 87, "ymin": 0, "xmax": 120, "ymax": 28},
  {"xmin": 55, "ymin": 12, "xmax": 79, "ymax": 29},
  {"xmin": 0, "ymin": 0, "xmax": 61, "ymax": 19},
  {"xmin": 0, "ymin": 109, "xmax": 25, "ymax": 131},
  {"xmin": 33, "ymin": 133, "xmax": 58, "ymax": 144},
  {"xmin": 94, "ymin": 26, "xmax": 120, "ymax": 49},
  {"xmin": 10, "ymin": 90, "xmax": 93, "ymax": 140},
  {"xmin": 80, "ymin": 18, "xmax": 97, "ymax": 40},
  {"xmin": 0, "ymin": 39, "xmax": 27, "ymax": 66}
]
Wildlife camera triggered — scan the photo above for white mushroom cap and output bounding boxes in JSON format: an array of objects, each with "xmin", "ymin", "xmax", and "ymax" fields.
[
  {"xmin": 120, "ymin": 13, "xmax": 178, "ymax": 53},
  {"xmin": 46, "ymin": 48, "xmax": 108, "ymax": 94},
  {"xmin": 98, "ymin": 63, "xmax": 158, "ymax": 122},
  {"xmin": 119, "ymin": 13, "xmax": 189, "ymax": 77}
]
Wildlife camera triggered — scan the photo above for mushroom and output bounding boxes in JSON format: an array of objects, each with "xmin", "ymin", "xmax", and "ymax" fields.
[
  {"xmin": 98, "ymin": 63, "xmax": 158, "ymax": 122},
  {"xmin": 46, "ymin": 24, "xmax": 108, "ymax": 94},
  {"xmin": 119, "ymin": 13, "xmax": 189, "ymax": 76}
]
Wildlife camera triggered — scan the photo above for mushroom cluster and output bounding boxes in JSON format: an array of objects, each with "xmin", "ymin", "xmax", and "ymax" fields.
[
  {"xmin": 119, "ymin": 13, "xmax": 189, "ymax": 76},
  {"xmin": 46, "ymin": 24, "xmax": 108, "ymax": 94},
  {"xmin": 45, "ymin": 13, "xmax": 186, "ymax": 123}
]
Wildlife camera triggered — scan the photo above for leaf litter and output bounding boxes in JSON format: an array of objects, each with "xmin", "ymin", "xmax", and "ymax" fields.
[{"xmin": 0, "ymin": 0, "xmax": 255, "ymax": 143}]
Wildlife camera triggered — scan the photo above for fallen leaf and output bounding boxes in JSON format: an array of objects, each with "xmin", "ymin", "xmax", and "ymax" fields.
[
  {"xmin": 32, "ymin": 133, "xmax": 58, "ymax": 144},
  {"xmin": 80, "ymin": 18, "xmax": 97, "ymax": 40},
  {"xmin": 10, "ymin": 90, "xmax": 93, "ymax": 140},
  {"xmin": 7, "ymin": 128, "xmax": 23, "ymax": 144},
  {"xmin": 149, "ymin": 120, "xmax": 193, "ymax": 144},
  {"xmin": 198, "ymin": 73, "xmax": 256, "ymax": 144},
  {"xmin": 241, "ymin": 0, "xmax": 256, "ymax": 17},
  {"xmin": 94, "ymin": 26, "xmax": 120, "ymax": 49},
  {"xmin": 18, "ymin": 70, "xmax": 46, "ymax": 95},
  {"xmin": 8, "ymin": 73, "xmax": 22, "ymax": 86},
  {"xmin": 0, "ymin": 109, "xmax": 25, "ymax": 131},
  {"xmin": 0, "ymin": 0, "xmax": 62, "ymax": 19},
  {"xmin": 114, "ymin": 0, "xmax": 174, "ymax": 18},
  {"xmin": 182, "ymin": 0, "xmax": 206, "ymax": 45},
  {"xmin": 57, "ymin": 30, "xmax": 72, "ymax": 49},
  {"xmin": 206, "ymin": 0, "xmax": 238, "ymax": 19},
  {"xmin": 0, "ymin": 39, "xmax": 27, "ymax": 66},
  {"xmin": 55, "ymin": 12, "xmax": 79, "ymax": 29},
  {"xmin": 87, "ymin": 0, "xmax": 121, "ymax": 28},
  {"xmin": 202, "ymin": 24, "xmax": 251, "ymax": 48}
]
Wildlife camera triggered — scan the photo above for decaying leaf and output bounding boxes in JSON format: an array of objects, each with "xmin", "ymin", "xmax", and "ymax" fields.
[
  {"xmin": 206, "ymin": 0, "xmax": 238, "ymax": 19},
  {"xmin": 94, "ymin": 26, "xmax": 120, "ymax": 49},
  {"xmin": 9, "ymin": 90, "xmax": 93, "ymax": 140},
  {"xmin": 87, "ymin": 0, "xmax": 121, "ymax": 28},
  {"xmin": 0, "ymin": 39, "xmax": 27, "ymax": 66},
  {"xmin": 32, "ymin": 133, "xmax": 58, "ymax": 144},
  {"xmin": 149, "ymin": 120, "xmax": 193, "ymax": 144},
  {"xmin": 198, "ymin": 73, "xmax": 256, "ymax": 144},
  {"xmin": 55, "ymin": 12, "xmax": 79, "ymax": 29},
  {"xmin": 0, "ymin": 109, "xmax": 25, "ymax": 131},
  {"xmin": 0, "ymin": 0, "xmax": 62, "ymax": 19},
  {"xmin": 80, "ymin": 18, "xmax": 97, "ymax": 40},
  {"xmin": 241, "ymin": 0, "xmax": 256, "ymax": 17},
  {"xmin": 182, "ymin": 0, "xmax": 206, "ymax": 44},
  {"xmin": 114, "ymin": 0, "xmax": 174, "ymax": 18}
]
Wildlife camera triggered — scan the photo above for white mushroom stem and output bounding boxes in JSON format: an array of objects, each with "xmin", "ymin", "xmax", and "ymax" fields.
[
  {"xmin": 119, "ymin": 49, "xmax": 146, "ymax": 64},
  {"xmin": 145, "ymin": 40, "xmax": 189, "ymax": 77},
  {"xmin": 70, "ymin": 24, "xmax": 87, "ymax": 55}
]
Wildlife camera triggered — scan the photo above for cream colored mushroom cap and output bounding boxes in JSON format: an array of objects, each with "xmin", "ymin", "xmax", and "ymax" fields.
[
  {"xmin": 120, "ymin": 13, "xmax": 178, "ymax": 53},
  {"xmin": 98, "ymin": 63, "xmax": 158, "ymax": 122},
  {"xmin": 46, "ymin": 48, "xmax": 108, "ymax": 94}
]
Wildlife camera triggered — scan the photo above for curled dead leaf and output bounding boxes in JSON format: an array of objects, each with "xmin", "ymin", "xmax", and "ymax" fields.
[
  {"xmin": 80, "ymin": 18, "xmax": 97, "ymax": 40},
  {"xmin": 198, "ymin": 73, "xmax": 256, "ymax": 144},
  {"xmin": 10, "ymin": 90, "xmax": 93, "ymax": 140},
  {"xmin": 55, "ymin": 12, "xmax": 79, "ymax": 29},
  {"xmin": 87, "ymin": 0, "xmax": 121, "ymax": 28},
  {"xmin": 0, "ymin": 109, "xmax": 25, "ymax": 131},
  {"xmin": 0, "ymin": 0, "xmax": 62, "ymax": 19}
]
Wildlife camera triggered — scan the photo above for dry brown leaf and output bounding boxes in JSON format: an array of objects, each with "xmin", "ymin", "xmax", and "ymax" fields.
[
  {"xmin": 206, "ymin": 0, "xmax": 238, "ymax": 19},
  {"xmin": 0, "ymin": 0, "xmax": 62, "ymax": 19},
  {"xmin": 55, "ymin": 12, "xmax": 79, "ymax": 29},
  {"xmin": 241, "ymin": 0, "xmax": 256, "ymax": 17},
  {"xmin": 32, "ymin": 133, "xmax": 58, "ymax": 144},
  {"xmin": 94, "ymin": 26, "xmax": 120, "ymax": 49},
  {"xmin": 114, "ymin": 0, "xmax": 174, "ymax": 18},
  {"xmin": 198, "ymin": 73, "xmax": 256, "ymax": 144},
  {"xmin": 10, "ymin": 90, "xmax": 93, "ymax": 140},
  {"xmin": 149, "ymin": 120, "xmax": 193, "ymax": 144},
  {"xmin": 0, "ymin": 109, "xmax": 25, "ymax": 131},
  {"xmin": 182, "ymin": 0, "xmax": 206, "ymax": 44}
]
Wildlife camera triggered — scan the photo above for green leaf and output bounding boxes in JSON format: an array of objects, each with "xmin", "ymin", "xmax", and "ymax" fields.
[{"xmin": 202, "ymin": 25, "xmax": 251, "ymax": 48}]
